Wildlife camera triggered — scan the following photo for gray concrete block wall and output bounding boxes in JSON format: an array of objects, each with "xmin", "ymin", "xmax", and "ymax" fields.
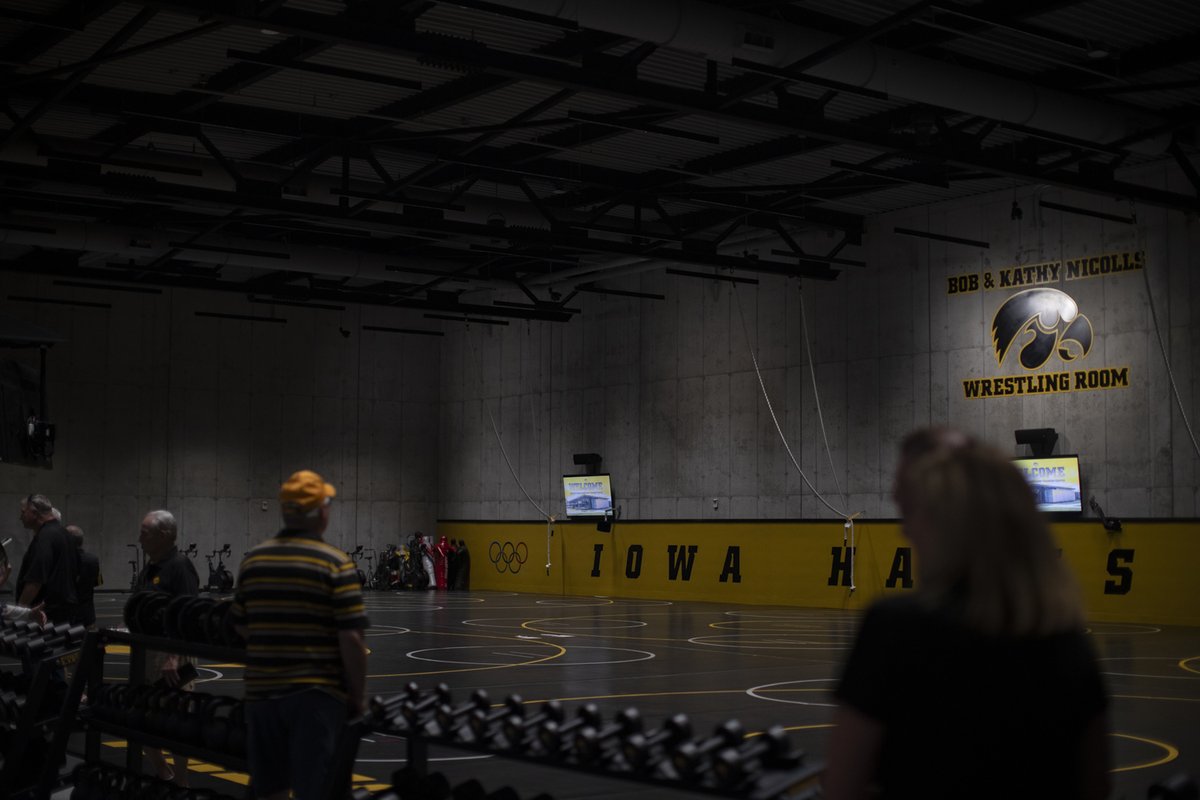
[
  {"xmin": 0, "ymin": 281, "xmax": 441, "ymax": 592},
  {"xmin": 439, "ymin": 172, "xmax": 1200, "ymax": 523}
]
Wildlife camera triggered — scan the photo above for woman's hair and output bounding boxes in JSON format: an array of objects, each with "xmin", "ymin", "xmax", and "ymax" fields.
[{"xmin": 900, "ymin": 440, "xmax": 1084, "ymax": 637}]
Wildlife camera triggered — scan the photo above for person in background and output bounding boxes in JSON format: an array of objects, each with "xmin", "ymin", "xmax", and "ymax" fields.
[
  {"xmin": 15, "ymin": 494, "xmax": 78, "ymax": 624},
  {"xmin": 137, "ymin": 510, "xmax": 199, "ymax": 785},
  {"xmin": 230, "ymin": 470, "xmax": 368, "ymax": 800},
  {"xmin": 68, "ymin": 525, "xmax": 102, "ymax": 629},
  {"xmin": 1, "ymin": 558, "xmax": 45, "ymax": 624},
  {"xmin": 823, "ymin": 431, "xmax": 1109, "ymax": 800}
]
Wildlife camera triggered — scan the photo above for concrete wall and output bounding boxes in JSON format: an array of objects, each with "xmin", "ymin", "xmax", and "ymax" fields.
[
  {"xmin": 439, "ymin": 167, "xmax": 1200, "ymax": 522},
  {"xmin": 0, "ymin": 280, "xmax": 440, "ymax": 590}
]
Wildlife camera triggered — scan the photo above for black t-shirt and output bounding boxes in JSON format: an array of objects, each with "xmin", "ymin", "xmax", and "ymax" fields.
[
  {"xmin": 75, "ymin": 550, "xmax": 102, "ymax": 626},
  {"xmin": 137, "ymin": 547, "xmax": 200, "ymax": 598},
  {"xmin": 835, "ymin": 596, "xmax": 1107, "ymax": 800},
  {"xmin": 14, "ymin": 520, "xmax": 79, "ymax": 623}
]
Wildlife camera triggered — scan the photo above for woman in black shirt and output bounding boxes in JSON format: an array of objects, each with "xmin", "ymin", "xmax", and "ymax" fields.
[{"xmin": 824, "ymin": 431, "xmax": 1109, "ymax": 800}]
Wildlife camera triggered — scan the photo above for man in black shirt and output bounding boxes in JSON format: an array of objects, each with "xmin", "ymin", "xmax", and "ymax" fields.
[
  {"xmin": 137, "ymin": 509, "xmax": 200, "ymax": 785},
  {"xmin": 68, "ymin": 525, "xmax": 102, "ymax": 628},
  {"xmin": 15, "ymin": 494, "xmax": 78, "ymax": 624}
]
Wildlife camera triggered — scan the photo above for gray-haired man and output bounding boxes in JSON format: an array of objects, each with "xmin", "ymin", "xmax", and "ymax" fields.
[{"xmin": 15, "ymin": 494, "xmax": 78, "ymax": 624}]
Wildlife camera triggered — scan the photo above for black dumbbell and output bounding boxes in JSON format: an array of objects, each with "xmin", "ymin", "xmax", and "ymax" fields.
[
  {"xmin": 201, "ymin": 696, "xmax": 241, "ymax": 751},
  {"xmin": 0, "ymin": 690, "xmax": 27, "ymax": 723},
  {"xmin": 671, "ymin": 719, "xmax": 746, "ymax": 782},
  {"xmin": 712, "ymin": 725, "xmax": 801, "ymax": 787},
  {"xmin": 400, "ymin": 683, "xmax": 452, "ymax": 730},
  {"xmin": 21, "ymin": 624, "xmax": 86, "ymax": 658},
  {"xmin": 369, "ymin": 681, "xmax": 423, "ymax": 719},
  {"xmin": 179, "ymin": 692, "xmax": 216, "ymax": 745},
  {"xmin": 0, "ymin": 622, "xmax": 39, "ymax": 650},
  {"xmin": 144, "ymin": 687, "xmax": 177, "ymax": 735},
  {"xmin": 573, "ymin": 707, "xmax": 642, "ymax": 765},
  {"xmin": 465, "ymin": 694, "xmax": 524, "ymax": 744},
  {"xmin": 536, "ymin": 703, "xmax": 601, "ymax": 758},
  {"xmin": 621, "ymin": 713, "xmax": 692, "ymax": 772},
  {"xmin": 500, "ymin": 700, "xmax": 563, "ymax": 751},
  {"xmin": 0, "ymin": 671, "xmax": 30, "ymax": 692},
  {"xmin": 450, "ymin": 779, "xmax": 487, "ymax": 800},
  {"xmin": 389, "ymin": 766, "xmax": 451, "ymax": 800},
  {"xmin": 433, "ymin": 689, "xmax": 490, "ymax": 737}
]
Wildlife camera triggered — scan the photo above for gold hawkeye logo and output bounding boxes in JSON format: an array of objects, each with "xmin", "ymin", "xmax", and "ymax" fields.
[{"xmin": 992, "ymin": 288, "xmax": 1092, "ymax": 370}]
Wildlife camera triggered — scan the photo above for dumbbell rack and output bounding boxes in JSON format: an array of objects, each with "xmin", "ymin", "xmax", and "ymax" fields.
[
  {"xmin": 81, "ymin": 629, "xmax": 251, "ymax": 778},
  {"xmin": 0, "ymin": 626, "xmax": 89, "ymax": 800},
  {"xmin": 80, "ymin": 629, "xmax": 370, "ymax": 800},
  {"xmin": 371, "ymin": 701, "xmax": 822, "ymax": 800}
]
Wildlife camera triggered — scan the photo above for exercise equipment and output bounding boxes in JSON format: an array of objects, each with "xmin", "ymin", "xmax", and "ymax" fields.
[
  {"xmin": 572, "ymin": 708, "xmax": 641, "ymax": 765},
  {"xmin": 671, "ymin": 719, "xmax": 746, "ymax": 782},
  {"xmin": 620, "ymin": 713, "xmax": 692, "ymax": 773},
  {"xmin": 712, "ymin": 725, "xmax": 800, "ymax": 788}
]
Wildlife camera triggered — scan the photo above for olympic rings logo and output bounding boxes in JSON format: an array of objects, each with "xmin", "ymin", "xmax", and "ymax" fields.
[{"xmin": 489, "ymin": 541, "xmax": 528, "ymax": 574}]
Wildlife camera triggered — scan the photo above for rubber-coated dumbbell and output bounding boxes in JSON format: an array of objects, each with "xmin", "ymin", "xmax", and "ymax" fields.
[
  {"xmin": 389, "ymin": 766, "xmax": 451, "ymax": 800},
  {"xmin": 573, "ymin": 708, "xmax": 642, "ymax": 765},
  {"xmin": 621, "ymin": 713, "xmax": 692, "ymax": 772},
  {"xmin": 401, "ymin": 683, "xmax": 452, "ymax": 730},
  {"xmin": 22, "ymin": 624, "xmax": 86, "ymax": 658},
  {"xmin": 202, "ymin": 696, "xmax": 241, "ymax": 751},
  {"xmin": 536, "ymin": 703, "xmax": 601, "ymax": 758},
  {"xmin": 500, "ymin": 700, "xmax": 563, "ymax": 751},
  {"xmin": 671, "ymin": 719, "xmax": 746, "ymax": 782},
  {"xmin": 433, "ymin": 689, "xmax": 490, "ymax": 738},
  {"xmin": 465, "ymin": 694, "xmax": 524, "ymax": 744},
  {"xmin": 712, "ymin": 725, "xmax": 800, "ymax": 787},
  {"xmin": 369, "ymin": 681, "xmax": 422, "ymax": 719},
  {"xmin": 0, "ymin": 690, "xmax": 27, "ymax": 722},
  {"xmin": 179, "ymin": 692, "xmax": 216, "ymax": 745}
]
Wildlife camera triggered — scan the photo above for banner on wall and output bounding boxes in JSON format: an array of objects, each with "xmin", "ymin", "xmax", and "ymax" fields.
[
  {"xmin": 439, "ymin": 520, "xmax": 1200, "ymax": 626},
  {"xmin": 945, "ymin": 250, "xmax": 1145, "ymax": 295},
  {"xmin": 945, "ymin": 250, "xmax": 1142, "ymax": 399}
]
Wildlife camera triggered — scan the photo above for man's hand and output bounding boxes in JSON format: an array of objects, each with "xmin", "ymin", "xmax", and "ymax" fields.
[
  {"xmin": 29, "ymin": 602, "xmax": 46, "ymax": 626},
  {"xmin": 0, "ymin": 562, "xmax": 11, "ymax": 588},
  {"xmin": 161, "ymin": 654, "xmax": 182, "ymax": 687}
]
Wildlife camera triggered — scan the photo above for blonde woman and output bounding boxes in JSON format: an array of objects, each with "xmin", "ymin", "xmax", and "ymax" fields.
[{"xmin": 824, "ymin": 431, "xmax": 1109, "ymax": 800}]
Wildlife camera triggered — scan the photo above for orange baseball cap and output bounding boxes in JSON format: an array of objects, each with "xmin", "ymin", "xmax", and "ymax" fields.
[{"xmin": 280, "ymin": 470, "xmax": 336, "ymax": 513}]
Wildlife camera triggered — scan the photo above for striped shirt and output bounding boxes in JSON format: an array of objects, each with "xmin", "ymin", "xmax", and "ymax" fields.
[{"xmin": 229, "ymin": 530, "xmax": 368, "ymax": 701}]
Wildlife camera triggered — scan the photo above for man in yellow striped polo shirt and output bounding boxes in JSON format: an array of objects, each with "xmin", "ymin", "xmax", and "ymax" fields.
[{"xmin": 230, "ymin": 470, "xmax": 369, "ymax": 800}]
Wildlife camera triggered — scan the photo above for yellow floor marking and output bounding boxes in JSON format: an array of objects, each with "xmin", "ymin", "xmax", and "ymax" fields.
[
  {"xmin": 214, "ymin": 772, "xmax": 250, "ymax": 785},
  {"xmin": 1179, "ymin": 656, "xmax": 1200, "ymax": 675},
  {"xmin": 101, "ymin": 739, "xmax": 388, "ymax": 788},
  {"xmin": 188, "ymin": 763, "xmax": 225, "ymax": 774},
  {"xmin": 749, "ymin": 723, "xmax": 835, "ymax": 736},
  {"xmin": 1110, "ymin": 733, "xmax": 1179, "ymax": 772}
]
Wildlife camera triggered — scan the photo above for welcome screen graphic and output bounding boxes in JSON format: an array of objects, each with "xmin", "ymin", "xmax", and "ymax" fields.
[
  {"xmin": 1014, "ymin": 456, "xmax": 1082, "ymax": 512},
  {"xmin": 562, "ymin": 475, "xmax": 613, "ymax": 517}
]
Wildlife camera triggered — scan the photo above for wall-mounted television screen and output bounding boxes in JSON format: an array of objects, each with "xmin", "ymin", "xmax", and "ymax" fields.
[
  {"xmin": 1013, "ymin": 455, "xmax": 1082, "ymax": 513},
  {"xmin": 562, "ymin": 474, "xmax": 613, "ymax": 519}
]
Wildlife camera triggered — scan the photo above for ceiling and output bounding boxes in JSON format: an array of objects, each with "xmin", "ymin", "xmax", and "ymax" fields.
[{"xmin": 1, "ymin": 0, "xmax": 1197, "ymax": 324}]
